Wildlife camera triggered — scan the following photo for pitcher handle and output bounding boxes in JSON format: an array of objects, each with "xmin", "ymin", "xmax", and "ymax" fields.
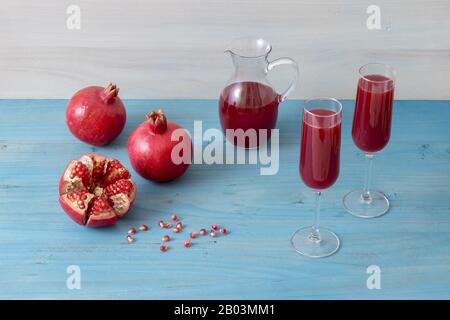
[{"xmin": 266, "ymin": 57, "xmax": 299, "ymax": 102}]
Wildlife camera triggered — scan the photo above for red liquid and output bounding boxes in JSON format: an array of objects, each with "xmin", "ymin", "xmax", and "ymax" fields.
[
  {"xmin": 219, "ymin": 81, "xmax": 280, "ymax": 148},
  {"xmin": 352, "ymin": 74, "xmax": 394, "ymax": 153},
  {"xmin": 300, "ymin": 109, "xmax": 341, "ymax": 190}
]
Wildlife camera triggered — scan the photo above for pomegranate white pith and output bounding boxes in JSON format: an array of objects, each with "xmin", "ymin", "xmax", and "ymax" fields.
[{"xmin": 59, "ymin": 154, "xmax": 136, "ymax": 227}]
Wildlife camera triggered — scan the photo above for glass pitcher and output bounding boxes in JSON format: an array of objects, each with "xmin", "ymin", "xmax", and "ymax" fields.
[{"xmin": 219, "ymin": 37, "xmax": 299, "ymax": 148}]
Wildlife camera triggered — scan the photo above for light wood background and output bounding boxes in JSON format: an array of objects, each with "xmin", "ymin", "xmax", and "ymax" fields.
[{"xmin": 0, "ymin": 0, "xmax": 449, "ymax": 99}]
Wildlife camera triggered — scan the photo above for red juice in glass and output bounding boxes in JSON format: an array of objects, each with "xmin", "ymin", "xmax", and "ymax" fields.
[
  {"xmin": 292, "ymin": 98, "xmax": 342, "ymax": 259},
  {"xmin": 352, "ymin": 74, "xmax": 394, "ymax": 153},
  {"xmin": 342, "ymin": 64, "xmax": 396, "ymax": 218},
  {"xmin": 219, "ymin": 81, "xmax": 280, "ymax": 148},
  {"xmin": 300, "ymin": 109, "xmax": 341, "ymax": 190}
]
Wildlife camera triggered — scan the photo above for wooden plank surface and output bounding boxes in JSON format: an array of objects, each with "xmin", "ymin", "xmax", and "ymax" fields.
[
  {"xmin": 0, "ymin": 99, "xmax": 449, "ymax": 299},
  {"xmin": 0, "ymin": 0, "xmax": 450, "ymax": 99}
]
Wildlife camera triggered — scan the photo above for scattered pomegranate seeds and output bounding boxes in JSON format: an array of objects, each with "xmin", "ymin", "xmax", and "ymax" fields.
[{"xmin": 125, "ymin": 216, "xmax": 230, "ymax": 252}]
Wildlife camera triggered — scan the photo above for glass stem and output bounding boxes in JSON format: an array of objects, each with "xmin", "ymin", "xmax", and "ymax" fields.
[
  {"xmin": 362, "ymin": 153, "xmax": 374, "ymax": 202},
  {"xmin": 310, "ymin": 191, "xmax": 321, "ymax": 243}
]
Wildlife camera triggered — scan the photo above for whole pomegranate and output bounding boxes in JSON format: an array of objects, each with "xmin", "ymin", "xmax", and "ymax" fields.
[
  {"xmin": 66, "ymin": 83, "xmax": 126, "ymax": 146},
  {"xmin": 128, "ymin": 109, "xmax": 192, "ymax": 182},
  {"xmin": 59, "ymin": 154, "xmax": 136, "ymax": 227}
]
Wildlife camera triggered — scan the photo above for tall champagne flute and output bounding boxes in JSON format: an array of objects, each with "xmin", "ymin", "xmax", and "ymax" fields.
[
  {"xmin": 291, "ymin": 98, "xmax": 342, "ymax": 258},
  {"xmin": 343, "ymin": 63, "xmax": 396, "ymax": 218}
]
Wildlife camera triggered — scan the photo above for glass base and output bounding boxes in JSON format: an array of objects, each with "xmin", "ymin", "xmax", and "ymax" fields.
[
  {"xmin": 343, "ymin": 189, "xmax": 390, "ymax": 218},
  {"xmin": 291, "ymin": 227, "xmax": 340, "ymax": 258}
]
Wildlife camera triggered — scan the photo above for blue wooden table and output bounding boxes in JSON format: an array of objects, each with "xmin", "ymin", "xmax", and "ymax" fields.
[{"xmin": 0, "ymin": 99, "xmax": 449, "ymax": 299}]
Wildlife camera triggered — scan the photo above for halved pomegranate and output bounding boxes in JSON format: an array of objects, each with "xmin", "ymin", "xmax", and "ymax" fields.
[{"xmin": 59, "ymin": 154, "xmax": 136, "ymax": 227}]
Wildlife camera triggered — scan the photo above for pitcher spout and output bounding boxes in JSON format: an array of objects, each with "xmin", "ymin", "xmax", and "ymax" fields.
[{"xmin": 224, "ymin": 37, "xmax": 272, "ymax": 58}]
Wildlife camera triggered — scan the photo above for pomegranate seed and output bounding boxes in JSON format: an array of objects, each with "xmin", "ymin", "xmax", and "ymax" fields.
[
  {"xmin": 176, "ymin": 222, "xmax": 183, "ymax": 229},
  {"xmin": 211, "ymin": 224, "xmax": 218, "ymax": 230},
  {"xmin": 199, "ymin": 228, "xmax": 207, "ymax": 235},
  {"xmin": 162, "ymin": 235, "xmax": 171, "ymax": 242},
  {"xmin": 160, "ymin": 245, "xmax": 168, "ymax": 252},
  {"xmin": 127, "ymin": 235, "xmax": 134, "ymax": 244},
  {"xmin": 105, "ymin": 179, "xmax": 134, "ymax": 197},
  {"xmin": 210, "ymin": 230, "xmax": 216, "ymax": 237},
  {"xmin": 184, "ymin": 240, "xmax": 191, "ymax": 248},
  {"xmin": 158, "ymin": 220, "xmax": 165, "ymax": 228},
  {"xmin": 127, "ymin": 228, "xmax": 136, "ymax": 235},
  {"xmin": 171, "ymin": 214, "xmax": 178, "ymax": 221},
  {"xmin": 139, "ymin": 225, "xmax": 149, "ymax": 231},
  {"xmin": 77, "ymin": 200, "xmax": 85, "ymax": 209},
  {"xmin": 164, "ymin": 223, "xmax": 172, "ymax": 229},
  {"xmin": 220, "ymin": 228, "xmax": 227, "ymax": 235},
  {"xmin": 173, "ymin": 227, "xmax": 181, "ymax": 233},
  {"xmin": 190, "ymin": 231, "xmax": 197, "ymax": 239}
]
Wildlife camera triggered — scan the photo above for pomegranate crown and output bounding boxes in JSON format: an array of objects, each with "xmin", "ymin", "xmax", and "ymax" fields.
[
  {"xmin": 146, "ymin": 109, "xmax": 167, "ymax": 134},
  {"xmin": 101, "ymin": 83, "xmax": 119, "ymax": 104}
]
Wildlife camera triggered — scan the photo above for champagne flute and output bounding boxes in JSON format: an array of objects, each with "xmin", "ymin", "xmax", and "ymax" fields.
[
  {"xmin": 291, "ymin": 98, "xmax": 342, "ymax": 258},
  {"xmin": 343, "ymin": 63, "xmax": 396, "ymax": 218}
]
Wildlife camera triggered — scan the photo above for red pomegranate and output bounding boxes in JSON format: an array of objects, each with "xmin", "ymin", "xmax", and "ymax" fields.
[
  {"xmin": 128, "ymin": 109, "xmax": 192, "ymax": 182},
  {"xmin": 66, "ymin": 83, "xmax": 126, "ymax": 146},
  {"xmin": 59, "ymin": 154, "xmax": 136, "ymax": 227}
]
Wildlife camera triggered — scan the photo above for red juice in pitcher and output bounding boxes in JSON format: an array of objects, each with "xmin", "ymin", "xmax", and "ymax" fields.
[
  {"xmin": 352, "ymin": 74, "xmax": 394, "ymax": 153},
  {"xmin": 300, "ymin": 109, "xmax": 341, "ymax": 190},
  {"xmin": 219, "ymin": 81, "xmax": 280, "ymax": 148}
]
